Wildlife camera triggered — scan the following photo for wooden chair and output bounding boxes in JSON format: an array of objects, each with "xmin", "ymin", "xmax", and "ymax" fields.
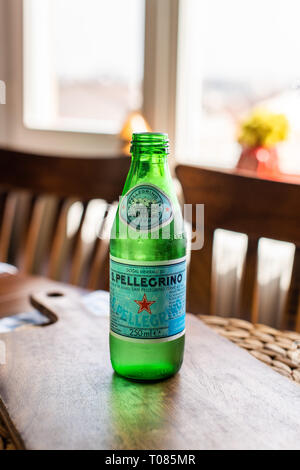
[
  {"xmin": 0, "ymin": 148, "xmax": 130, "ymax": 290},
  {"xmin": 176, "ymin": 165, "xmax": 300, "ymax": 329}
]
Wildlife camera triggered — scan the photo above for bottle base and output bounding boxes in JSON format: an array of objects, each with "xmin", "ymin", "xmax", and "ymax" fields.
[
  {"xmin": 111, "ymin": 362, "xmax": 182, "ymax": 382},
  {"xmin": 110, "ymin": 333, "xmax": 185, "ymax": 381}
]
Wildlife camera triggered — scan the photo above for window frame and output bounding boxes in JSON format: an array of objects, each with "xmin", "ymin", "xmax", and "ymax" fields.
[{"xmin": 0, "ymin": 0, "xmax": 179, "ymax": 156}]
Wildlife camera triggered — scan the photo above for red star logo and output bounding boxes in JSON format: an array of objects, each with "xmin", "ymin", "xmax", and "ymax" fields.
[{"xmin": 134, "ymin": 293, "xmax": 156, "ymax": 314}]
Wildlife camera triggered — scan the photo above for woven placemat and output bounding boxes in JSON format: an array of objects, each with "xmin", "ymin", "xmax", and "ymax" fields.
[{"xmin": 199, "ymin": 315, "xmax": 300, "ymax": 384}]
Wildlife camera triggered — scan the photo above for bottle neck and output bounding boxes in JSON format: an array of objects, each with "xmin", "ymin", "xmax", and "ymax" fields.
[
  {"xmin": 123, "ymin": 152, "xmax": 171, "ymax": 193},
  {"xmin": 131, "ymin": 152, "xmax": 168, "ymax": 163},
  {"xmin": 124, "ymin": 132, "xmax": 171, "ymax": 189}
]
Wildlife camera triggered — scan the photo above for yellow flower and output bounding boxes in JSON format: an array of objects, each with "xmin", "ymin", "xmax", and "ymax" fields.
[{"xmin": 238, "ymin": 109, "xmax": 289, "ymax": 148}]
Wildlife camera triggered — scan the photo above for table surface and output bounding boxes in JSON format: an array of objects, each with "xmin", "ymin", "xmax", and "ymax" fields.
[
  {"xmin": 1, "ymin": 273, "xmax": 300, "ymax": 450},
  {"xmin": 0, "ymin": 272, "xmax": 87, "ymax": 319}
]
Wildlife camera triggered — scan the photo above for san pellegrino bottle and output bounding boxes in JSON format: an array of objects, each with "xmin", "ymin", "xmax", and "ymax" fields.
[{"xmin": 110, "ymin": 132, "xmax": 186, "ymax": 380}]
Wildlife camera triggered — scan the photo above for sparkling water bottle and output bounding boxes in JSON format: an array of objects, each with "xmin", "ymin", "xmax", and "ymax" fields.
[{"xmin": 110, "ymin": 132, "xmax": 186, "ymax": 380}]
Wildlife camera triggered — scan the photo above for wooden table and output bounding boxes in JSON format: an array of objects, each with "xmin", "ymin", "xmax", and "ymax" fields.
[
  {"xmin": 1, "ymin": 274, "xmax": 300, "ymax": 450},
  {"xmin": 0, "ymin": 272, "xmax": 86, "ymax": 319}
]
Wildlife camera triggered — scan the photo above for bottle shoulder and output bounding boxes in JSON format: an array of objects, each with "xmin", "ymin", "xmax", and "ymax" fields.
[
  {"xmin": 110, "ymin": 236, "xmax": 187, "ymax": 262},
  {"xmin": 110, "ymin": 157, "xmax": 186, "ymax": 261}
]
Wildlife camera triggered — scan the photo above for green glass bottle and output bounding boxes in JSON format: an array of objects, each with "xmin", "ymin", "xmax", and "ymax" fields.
[{"xmin": 110, "ymin": 132, "xmax": 186, "ymax": 380}]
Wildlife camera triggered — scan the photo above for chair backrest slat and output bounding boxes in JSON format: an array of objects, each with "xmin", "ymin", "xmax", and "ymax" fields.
[
  {"xmin": 88, "ymin": 203, "xmax": 117, "ymax": 290},
  {"xmin": 48, "ymin": 198, "xmax": 76, "ymax": 280},
  {"xmin": 69, "ymin": 203, "xmax": 89, "ymax": 286},
  {"xmin": 23, "ymin": 195, "xmax": 50, "ymax": 273},
  {"xmin": 240, "ymin": 237, "xmax": 259, "ymax": 322},
  {"xmin": 0, "ymin": 193, "xmax": 18, "ymax": 263}
]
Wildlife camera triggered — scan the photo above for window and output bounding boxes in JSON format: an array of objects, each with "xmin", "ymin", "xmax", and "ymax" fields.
[
  {"xmin": 24, "ymin": 0, "xmax": 145, "ymax": 134},
  {"xmin": 1, "ymin": 0, "xmax": 177, "ymax": 155},
  {"xmin": 176, "ymin": 0, "xmax": 300, "ymax": 173}
]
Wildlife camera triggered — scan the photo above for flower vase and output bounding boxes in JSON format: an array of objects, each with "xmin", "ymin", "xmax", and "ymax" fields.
[{"xmin": 236, "ymin": 146, "xmax": 280, "ymax": 177}]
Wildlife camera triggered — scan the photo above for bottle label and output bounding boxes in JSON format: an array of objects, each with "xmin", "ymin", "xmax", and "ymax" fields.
[
  {"xmin": 110, "ymin": 256, "xmax": 186, "ymax": 342},
  {"xmin": 119, "ymin": 183, "xmax": 174, "ymax": 232}
]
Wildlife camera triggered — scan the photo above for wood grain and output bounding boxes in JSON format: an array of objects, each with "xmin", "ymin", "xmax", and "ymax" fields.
[
  {"xmin": 0, "ymin": 273, "xmax": 87, "ymax": 319},
  {"xmin": 1, "ymin": 284, "xmax": 300, "ymax": 449}
]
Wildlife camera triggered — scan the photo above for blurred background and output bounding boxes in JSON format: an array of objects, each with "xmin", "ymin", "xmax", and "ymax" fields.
[
  {"xmin": 0, "ymin": 0, "xmax": 299, "ymax": 170},
  {"xmin": 0, "ymin": 0, "xmax": 299, "ymax": 329}
]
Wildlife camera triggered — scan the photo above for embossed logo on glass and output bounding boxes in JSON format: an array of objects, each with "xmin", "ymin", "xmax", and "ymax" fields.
[{"xmin": 119, "ymin": 184, "xmax": 173, "ymax": 231}]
